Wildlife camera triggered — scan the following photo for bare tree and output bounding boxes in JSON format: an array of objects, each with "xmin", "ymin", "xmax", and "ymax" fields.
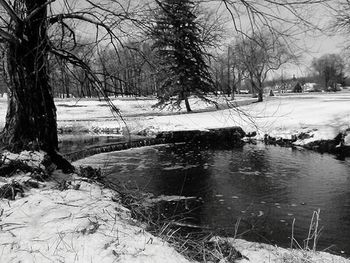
[
  {"xmin": 95, "ymin": 41, "xmax": 157, "ymax": 97},
  {"xmin": 333, "ymin": 0, "xmax": 350, "ymax": 43},
  {"xmin": 311, "ymin": 53, "xmax": 346, "ymax": 90},
  {"xmin": 0, "ymin": 0, "xmax": 144, "ymax": 168},
  {"xmin": 233, "ymin": 31, "xmax": 295, "ymax": 102},
  {"xmin": 211, "ymin": 0, "xmax": 328, "ymax": 38}
]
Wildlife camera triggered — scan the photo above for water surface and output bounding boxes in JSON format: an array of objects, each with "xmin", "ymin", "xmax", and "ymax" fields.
[{"xmin": 77, "ymin": 143, "xmax": 350, "ymax": 255}]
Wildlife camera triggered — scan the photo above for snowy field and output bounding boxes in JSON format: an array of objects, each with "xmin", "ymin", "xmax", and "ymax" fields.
[
  {"xmin": 55, "ymin": 90, "xmax": 350, "ymax": 143},
  {"xmin": 116, "ymin": 92, "xmax": 350, "ymax": 143},
  {"xmin": 1, "ymin": 92, "xmax": 349, "ymax": 142}
]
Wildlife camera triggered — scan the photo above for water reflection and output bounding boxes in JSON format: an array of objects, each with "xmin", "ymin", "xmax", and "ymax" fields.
[
  {"xmin": 78, "ymin": 143, "xmax": 350, "ymax": 255},
  {"xmin": 58, "ymin": 135, "xmax": 124, "ymax": 154}
]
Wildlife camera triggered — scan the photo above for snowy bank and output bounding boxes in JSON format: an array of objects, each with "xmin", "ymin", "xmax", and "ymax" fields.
[{"xmin": 0, "ymin": 152, "xmax": 190, "ymax": 263}]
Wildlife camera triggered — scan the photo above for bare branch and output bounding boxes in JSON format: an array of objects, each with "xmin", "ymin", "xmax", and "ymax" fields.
[
  {"xmin": 0, "ymin": 27, "xmax": 18, "ymax": 43},
  {"xmin": 25, "ymin": 0, "xmax": 57, "ymax": 22},
  {"xmin": 0, "ymin": 0, "xmax": 22, "ymax": 25}
]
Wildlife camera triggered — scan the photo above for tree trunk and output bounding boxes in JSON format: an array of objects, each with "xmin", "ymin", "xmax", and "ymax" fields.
[
  {"xmin": 250, "ymin": 73, "xmax": 263, "ymax": 102},
  {"xmin": 230, "ymin": 85, "xmax": 235, "ymax": 100},
  {"xmin": 256, "ymin": 83, "xmax": 263, "ymax": 102},
  {"xmin": 1, "ymin": 1, "xmax": 58, "ymax": 155},
  {"xmin": 257, "ymin": 78, "xmax": 263, "ymax": 102},
  {"xmin": 184, "ymin": 93, "xmax": 192, "ymax": 112}
]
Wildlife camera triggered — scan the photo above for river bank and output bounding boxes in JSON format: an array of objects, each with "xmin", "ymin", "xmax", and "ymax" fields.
[{"xmin": 0, "ymin": 151, "xmax": 192, "ymax": 263}]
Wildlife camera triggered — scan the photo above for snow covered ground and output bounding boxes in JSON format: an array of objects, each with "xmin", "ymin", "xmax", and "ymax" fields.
[
  {"xmin": 1, "ymin": 92, "xmax": 349, "ymax": 143},
  {"xmin": 121, "ymin": 92, "xmax": 350, "ymax": 142},
  {"xmin": 52, "ymin": 92, "xmax": 350, "ymax": 145},
  {"xmin": 0, "ymin": 152, "xmax": 190, "ymax": 263},
  {"xmin": 53, "ymin": 95, "xmax": 256, "ymax": 135}
]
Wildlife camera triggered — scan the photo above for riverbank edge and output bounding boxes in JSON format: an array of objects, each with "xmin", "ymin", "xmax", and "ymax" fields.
[
  {"xmin": 0, "ymin": 152, "xmax": 193, "ymax": 263},
  {"xmin": 64, "ymin": 125, "xmax": 350, "ymax": 162},
  {"xmin": 256, "ymin": 128, "xmax": 350, "ymax": 157},
  {"xmin": 63, "ymin": 126, "xmax": 246, "ymax": 161}
]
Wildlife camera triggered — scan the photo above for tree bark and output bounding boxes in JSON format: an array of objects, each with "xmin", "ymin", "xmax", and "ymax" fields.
[
  {"xmin": 251, "ymin": 74, "xmax": 263, "ymax": 102},
  {"xmin": 1, "ymin": 1, "xmax": 58, "ymax": 154},
  {"xmin": 257, "ymin": 82, "xmax": 263, "ymax": 102},
  {"xmin": 183, "ymin": 91, "xmax": 192, "ymax": 112}
]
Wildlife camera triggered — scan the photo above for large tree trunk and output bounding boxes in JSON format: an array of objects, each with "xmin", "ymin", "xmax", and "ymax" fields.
[{"xmin": 1, "ymin": 1, "xmax": 58, "ymax": 154}]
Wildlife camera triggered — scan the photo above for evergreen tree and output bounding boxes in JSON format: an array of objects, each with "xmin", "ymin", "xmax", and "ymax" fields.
[{"xmin": 151, "ymin": 0, "xmax": 215, "ymax": 112}]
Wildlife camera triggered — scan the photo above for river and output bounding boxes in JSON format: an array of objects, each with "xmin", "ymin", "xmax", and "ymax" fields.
[{"xmin": 74, "ymin": 142, "xmax": 350, "ymax": 256}]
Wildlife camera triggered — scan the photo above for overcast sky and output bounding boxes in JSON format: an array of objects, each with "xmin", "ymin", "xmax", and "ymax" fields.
[
  {"xmin": 48, "ymin": 0, "xmax": 348, "ymax": 78},
  {"xmin": 204, "ymin": 0, "xmax": 348, "ymax": 77}
]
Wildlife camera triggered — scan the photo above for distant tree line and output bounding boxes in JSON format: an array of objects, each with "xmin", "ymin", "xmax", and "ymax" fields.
[
  {"xmin": 48, "ymin": 40, "xmax": 159, "ymax": 98},
  {"xmin": 1, "ymin": 42, "xmax": 348, "ymax": 99}
]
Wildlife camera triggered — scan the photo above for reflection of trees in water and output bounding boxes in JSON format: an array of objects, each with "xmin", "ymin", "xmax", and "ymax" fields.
[
  {"xmin": 152, "ymin": 143, "xmax": 214, "ymax": 197},
  {"xmin": 245, "ymin": 147, "xmax": 269, "ymax": 171},
  {"xmin": 212, "ymin": 146, "xmax": 281, "ymax": 198},
  {"xmin": 149, "ymin": 143, "xmax": 215, "ymax": 227}
]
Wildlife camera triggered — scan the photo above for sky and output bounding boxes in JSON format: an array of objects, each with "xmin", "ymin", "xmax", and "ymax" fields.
[
  {"xmin": 295, "ymin": 33, "xmax": 346, "ymax": 75},
  {"xmin": 205, "ymin": 0, "xmax": 348, "ymax": 78},
  {"xmin": 44, "ymin": 0, "xmax": 350, "ymax": 78}
]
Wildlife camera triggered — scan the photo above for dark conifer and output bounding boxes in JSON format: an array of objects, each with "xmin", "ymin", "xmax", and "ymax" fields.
[{"xmin": 151, "ymin": 0, "xmax": 215, "ymax": 112}]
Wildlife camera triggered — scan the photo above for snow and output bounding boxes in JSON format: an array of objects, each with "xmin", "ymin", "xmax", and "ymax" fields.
[
  {"xmin": 2, "ymin": 93, "xmax": 349, "ymax": 142},
  {"xmin": 132, "ymin": 93, "xmax": 350, "ymax": 141},
  {"xmin": 2, "ymin": 150, "xmax": 46, "ymax": 168},
  {"xmin": 0, "ymin": 170, "xmax": 191, "ymax": 263},
  {"xmin": 345, "ymin": 133, "xmax": 350, "ymax": 146},
  {"xmin": 54, "ymin": 95, "xmax": 255, "ymax": 135},
  {"xmin": 54, "ymin": 92, "xmax": 350, "ymax": 143}
]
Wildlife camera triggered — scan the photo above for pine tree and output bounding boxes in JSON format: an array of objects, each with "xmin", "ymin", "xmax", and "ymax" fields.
[{"xmin": 151, "ymin": 0, "xmax": 215, "ymax": 112}]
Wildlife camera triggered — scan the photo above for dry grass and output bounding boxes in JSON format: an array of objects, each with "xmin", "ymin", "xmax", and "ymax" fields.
[
  {"xmin": 290, "ymin": 209, "xmax": 322, "ymax": 252},
  {"xmin": 112, "ymin": 181, "xmax": 245, "ymax": 263},
  {"xmin": 279, "ymin": 209, "xmax": 347, "ymax": 263}
]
